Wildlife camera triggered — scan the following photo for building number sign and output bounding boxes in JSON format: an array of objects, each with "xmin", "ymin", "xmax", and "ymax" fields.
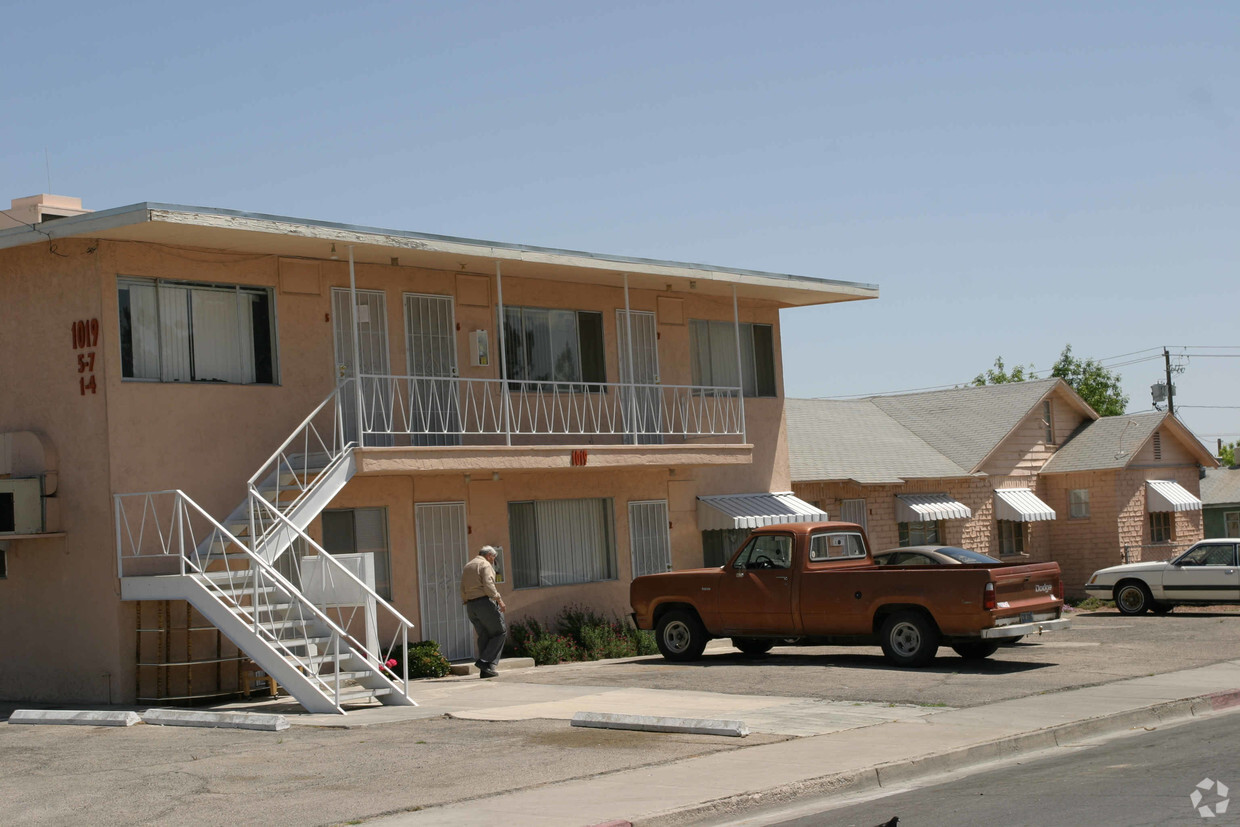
[{"xmin": 72, "ymin": 318, "xmax": 99, "ymax": 395}]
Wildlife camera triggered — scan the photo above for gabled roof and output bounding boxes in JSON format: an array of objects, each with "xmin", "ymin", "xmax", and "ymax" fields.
[
  {"xmin": 1040, "ymin": 411, "xmax": 1218, "ymax": 474},
  {"xmin": 786, "ymin": 399, "xmax": 970, "ymax": 484},
  {"xmin": 1202, "ymin": 467, "xmax": 1240, "ymax": 507}
]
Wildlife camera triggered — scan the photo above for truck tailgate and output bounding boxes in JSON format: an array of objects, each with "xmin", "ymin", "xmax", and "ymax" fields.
[{"xmin": 990, "ymin": 562, "xmax": 1062, "ymax": 620}]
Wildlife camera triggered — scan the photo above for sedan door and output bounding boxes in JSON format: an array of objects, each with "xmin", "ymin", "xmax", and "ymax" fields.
[{"xmin": 1161, "ymin": 543, "xmax": 1240, "ymax": 602}]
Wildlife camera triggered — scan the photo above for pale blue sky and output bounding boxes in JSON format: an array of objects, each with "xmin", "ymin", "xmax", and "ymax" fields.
[{"xmin": 3, "ymin": 1, "xmax": 1237, "ymax": 442}]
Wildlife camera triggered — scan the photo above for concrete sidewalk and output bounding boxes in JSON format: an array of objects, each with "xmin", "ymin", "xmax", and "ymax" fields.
[{"xmin": 368, "ymin": 659, "xmax": 1240, "ymax": 826}]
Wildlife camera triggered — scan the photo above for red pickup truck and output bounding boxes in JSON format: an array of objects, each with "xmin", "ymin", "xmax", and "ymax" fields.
[{"xmin": 630, "ymin": 521, "xmax": 1069, "ymax": 667}]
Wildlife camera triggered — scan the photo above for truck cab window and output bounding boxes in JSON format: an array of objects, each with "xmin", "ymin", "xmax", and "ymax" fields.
[{"xmin": 733, "ymin": 535, "xmax": 792, "ymax": 570}]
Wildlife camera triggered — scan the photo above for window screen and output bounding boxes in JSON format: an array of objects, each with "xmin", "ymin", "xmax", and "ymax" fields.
[
  {"xmin": 509, "ymin": 498, "xmax": 616, "ymax": 588},
  {"xmin": 503, "ymin": 306, "xmax": 605, "ymax": 387},
  {"xmin": 689, "ymin": 320, "xmax": 777, "ymax": 397}
]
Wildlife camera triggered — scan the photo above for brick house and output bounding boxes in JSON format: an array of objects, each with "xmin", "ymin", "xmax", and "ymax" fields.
[
  {"xmin": 0, "ymin": 195, "xmax": 874, "ymax": 712},
  {"xmin": 787, "ymin": 379, "xmax": 1218, "ymax": 595},
  {"xmin": 1201, "ymin": 466, "xmax": 1240, "ymax": 538}
]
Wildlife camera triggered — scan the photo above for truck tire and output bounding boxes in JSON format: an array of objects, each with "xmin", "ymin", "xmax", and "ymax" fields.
[
  {"xmin": 731, "ymin": 637, "xmax": 774, "ymax": 657},
  {"xmin": 951, "ymin": 640, "xmax": 1000, "ymax": 660},
  {"xmin": 1114, "ymin": 581, "xmax": 1152, "ymax": 616},
  {"xmin": 879, "ymin": 611, "xmax": 940, "ymax": 667},
  {"xmin": 656, "ymin": 610, "xmax": 708, "ymax": 662}
]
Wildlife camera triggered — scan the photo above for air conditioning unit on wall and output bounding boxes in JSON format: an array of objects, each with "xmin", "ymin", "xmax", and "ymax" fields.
[{"xmin": 0, "ymin": 477, "xmax": 43, "ymax": 535}]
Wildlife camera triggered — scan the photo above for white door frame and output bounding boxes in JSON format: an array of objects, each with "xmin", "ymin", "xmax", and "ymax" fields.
[
  {"xmin": 332, "ymin": 287, "xmax": 391, "ymax": 446},
  {"xmin": 616, "ymin": 309, "xmax": 662, "ymax": 445},
  {"xmin": 629, "ymin": 499, "xmax": 672, "ymax": 578},
  {"xmin": 415, "ymin": 501, "xmax": 475, "ymax": 662},
  {"xmin": 404, "ymin": 292, "xmax": 461, "ymax": 446}
]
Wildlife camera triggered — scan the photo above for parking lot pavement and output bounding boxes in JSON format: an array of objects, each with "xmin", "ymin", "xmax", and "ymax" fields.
[{"xmin": 508, "ymin": 608, "xmax": 1240, "ymax": 708}]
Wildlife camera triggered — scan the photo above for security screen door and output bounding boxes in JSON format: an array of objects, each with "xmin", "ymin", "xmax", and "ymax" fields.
[
  {"xmin": 404, "ymin": 293, "xmax": 461, "ymax": 446},
  {"xmin": 616, "ymin": 310, "xmax": 662, "ymax": 445},
  {"xmin": 629, "ymin": 500, "xmax": 672, "ymax": 577},
  {"xmin": 415, "ymin": 502, "xmax": 474, "ymax": 661},
  {"xmin": 332, "ymin": 288, "xmax": 392, "ymax": 447}
]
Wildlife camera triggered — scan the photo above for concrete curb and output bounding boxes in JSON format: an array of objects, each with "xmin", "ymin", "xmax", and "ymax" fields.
[
  {"xmin": 142, "ymin": 709, "xmax": 289, "ymax": 731},
  {"xmin": 571, "ymin": 712, "xmax": 749, "ymax": 738},
  {"xmin": 635, "ymin": 687, "xmax": 1240, "ymax": 826},
  {"xmin": 7, "ymin": 710, "xmax": 142, "ymax": 727}
]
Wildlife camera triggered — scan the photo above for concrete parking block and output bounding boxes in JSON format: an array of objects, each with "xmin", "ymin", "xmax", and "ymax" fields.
[
  {"xmin": 8, "ymin": 709, "xmax": 142, "ymax": 727},
  {"xmin": 571, "ymin": 711, "xmax": 749, "ymax": 737},
  {"xmin": 142, "ymin": 709, "xmax": 289, "ymax": 731}
]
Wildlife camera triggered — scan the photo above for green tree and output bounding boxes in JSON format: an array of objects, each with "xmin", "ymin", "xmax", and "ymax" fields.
[
  {"xmin": 973, "ymin": 345, "xmax": 1128, "ymax": 417},
  {"xmin": 1049, "ymin": 345, "xmax": 1128, "ymax": 417},
  {"xmin": 971, "ymin": 357, "xmax": 1035, "ymax": 386},
  {"xmin": 1221, "ymin": 441, "xmax": 1237, "ymax": 467}
]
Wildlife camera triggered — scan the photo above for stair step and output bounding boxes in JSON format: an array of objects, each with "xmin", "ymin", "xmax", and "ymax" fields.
[{"xmin": 333, "ymin": 687, "xmax": 393, "ymax": 704}]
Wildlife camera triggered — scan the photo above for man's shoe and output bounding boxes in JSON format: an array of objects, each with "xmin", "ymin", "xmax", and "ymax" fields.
[
  {"xmin": 473, "ymin": 660, "xmax": 484, "ymax": 670},
  {"xmin": 480, "ymin": 668, "xmax": 499, "ymax": 679}
]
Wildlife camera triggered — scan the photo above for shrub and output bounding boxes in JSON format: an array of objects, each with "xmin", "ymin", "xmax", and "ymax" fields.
[
  {"xmin": 504, "ymin": 604, "xmax": 657, "ymax": 664},
  {"xmin": 385, "ymin": 640, "xmax": 452, "ymax": 679}
]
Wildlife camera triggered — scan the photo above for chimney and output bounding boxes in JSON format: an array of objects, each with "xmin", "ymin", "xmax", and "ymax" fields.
[{"xmin": 0, "ymin": 195, "xmax": 90, "ymax": 229}]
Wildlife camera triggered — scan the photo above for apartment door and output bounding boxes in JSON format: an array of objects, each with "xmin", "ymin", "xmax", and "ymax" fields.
[
  {"xmin": 415, "ymin": 502, "xmax": 474, "ymax": 661},
  {"xmin": 404, "ymin": 293, "xmax": 461, "ymax": 447},
  {"xmin": 616, "ymin": 310, "xmax": 662, "ymax": 445},
  {"xmin": 332, "ymin": 288, "xmax": 392, "ymax": 447},
  {"xmin": 629, "ymin": 500, "xmax": 672, "ymax": 577}
]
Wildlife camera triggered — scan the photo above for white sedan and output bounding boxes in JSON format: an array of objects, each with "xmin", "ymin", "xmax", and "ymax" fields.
[{"xmin": 1084, "ymin": 539, "xmax": 1240, "ymax": 615}]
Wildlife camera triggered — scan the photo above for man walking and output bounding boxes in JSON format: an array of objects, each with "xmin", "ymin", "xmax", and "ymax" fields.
[{"xmin": 460, "ymin": 545, "xmax": 506, "ymax": 678}]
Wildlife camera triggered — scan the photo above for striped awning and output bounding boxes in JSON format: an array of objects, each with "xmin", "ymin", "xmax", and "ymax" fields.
[
  {"xmin": 697, "ymin": 492, "xmax": 829, "ymax": 531},
  {"xmin": 894, "ymin": 493, "xmax": 972, "ymax": 522},
  {"xmin": 1147, "ymin": 480, "xmax": 1202, "ymax": 513},
  {"xmin": 993, "ymin": 488, "xmax": 1056, "ymax": 522}
]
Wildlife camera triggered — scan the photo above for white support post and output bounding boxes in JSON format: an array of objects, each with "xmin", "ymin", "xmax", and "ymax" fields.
[
  {"xmin": 623, "ymin": 273, "xmax": 637, "ymax": 442},
  {"xmin": 348, "ymin": 246, "xmax": 364, "ymax": 448},
  {"xmin": 176, "ymin": 494, "xmax": 185, "ymax": 576},
  {"xmin": 496, "ymin": 261, "xmax": 512, "ymax": 446},
  {"xmin": 732, "ymin": 286, "xmax": 747, "ymax": 444}
]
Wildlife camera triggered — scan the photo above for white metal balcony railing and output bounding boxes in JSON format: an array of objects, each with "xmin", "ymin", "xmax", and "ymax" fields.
[{"xmin": 357, "ymin": 373, "xmax": 744, "ymax": 441}]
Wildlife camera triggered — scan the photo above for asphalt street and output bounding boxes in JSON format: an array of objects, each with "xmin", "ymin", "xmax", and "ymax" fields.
[
  {"xmin": 518, "ymin": 607, "xmax": 1240, "ymax": 708},
  {"xmin": 763, "ymin": 706, "xmax": 1240, "ymax": 827}
]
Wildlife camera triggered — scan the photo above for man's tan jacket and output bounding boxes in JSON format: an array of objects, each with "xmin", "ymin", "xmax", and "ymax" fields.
[{"xmin": 460, "ymin": 555, "xmax": 501, "ymax": 604}]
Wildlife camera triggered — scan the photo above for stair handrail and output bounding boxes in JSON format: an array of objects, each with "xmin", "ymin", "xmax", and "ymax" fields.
[
  {"xmin": 247, "ymin": 492, "xmax": 417, "ymax": 685},
  {"xmin": 247, "ymin": 378, "xmax": 354, "ymax": 489},
  {"xmin": 116, "ymin": 489, "xmax": 411, "ymax": 706}
]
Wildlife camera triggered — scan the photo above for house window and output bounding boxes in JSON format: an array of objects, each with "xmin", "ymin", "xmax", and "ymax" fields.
[
  {"xmin": 841, "ymin": 498, "xmax": 867, "ymax": 531},
  {"xmin": 1069, "ymin": 489, "xmax": 1090, "ymax": 519},
  {"xmin": 689, "ymin": 319, "xmax": 777, "ymax": 397},
  {"xmin": 1149, "ymin": 511, "xmax": 1173, "ymax": 544},
  {"xmin": 1043, "ymin": 401, "xmax": 1055, "ymax": 444},
  {"xmin": 702, "ymin": 528, "xmax": 749, "ymax": 567},
  {"xmin": 118, "ymin": 278, "xmax": 277, "ymax": 384},
  {"xmin": 1226, "ymin": 512, "xmax": 1240, "ymax": 538},
  {"xmin": 502, "ymin": 306, "xmax": 605, "ymax": 388},
  {"xmin": 997, "ymin": 520, "xmax": 1025, "ymax": 556},
  {"xmin": 898, "ymin": 520, "xmax": 940, "ymax": 546},
  {"xmin": 321, "ymin": 508, "xmax": 392, "ymax": 600},
  {"xmin": 509, "ymin": 498, "xmax": 616, "ymax": 588}
]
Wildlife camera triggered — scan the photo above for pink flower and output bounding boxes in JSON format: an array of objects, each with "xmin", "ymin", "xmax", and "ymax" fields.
[{"xmin": 385, "ymin": 658, "xmax": 398, "ymax": 668}]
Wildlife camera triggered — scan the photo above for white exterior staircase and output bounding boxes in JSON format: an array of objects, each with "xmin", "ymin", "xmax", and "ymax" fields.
[{"xmin": 116, "ymin": 380, "xmax": 419, "ymax": 715}]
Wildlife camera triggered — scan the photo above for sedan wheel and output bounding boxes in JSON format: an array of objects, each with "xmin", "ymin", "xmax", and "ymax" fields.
[{"xmin": 1115, "ymin": 581, "xmax": 1152, "ymax": 616}]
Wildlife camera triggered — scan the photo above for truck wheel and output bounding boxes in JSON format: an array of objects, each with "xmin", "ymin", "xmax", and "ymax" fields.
[
  {"xmin": 731, "ymin": 637, "xmax": 774, "ymax": 657},
  {"xmin": 656, "ymin": 610, "xmax": 708, "ymax": 662},
  {"xmin": 952, "ymin": 641, "xmax": 1001, "ymax": 660},
  {"xmin": 879, "ymin": 611, "xmax": 939, "ymax": 667},
  {"xmin": 1114, "ymin": 581, "xmax": 1152, "ymax": 616}
]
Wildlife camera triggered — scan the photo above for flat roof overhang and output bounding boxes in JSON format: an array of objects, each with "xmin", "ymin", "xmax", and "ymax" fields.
[{"xmin": 0, "ymin": 203, "xmax": 878, "ymax": 308}]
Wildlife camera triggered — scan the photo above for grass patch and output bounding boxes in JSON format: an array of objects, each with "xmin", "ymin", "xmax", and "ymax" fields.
[{"xmin": 1067, "ymin": 596, "xmax": 1113, "ymax": 611}]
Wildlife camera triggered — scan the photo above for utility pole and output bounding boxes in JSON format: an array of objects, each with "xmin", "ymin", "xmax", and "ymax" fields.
[{"xmin": 1164, "ymin": 347, "xmax": 1174, "ymax": 416}]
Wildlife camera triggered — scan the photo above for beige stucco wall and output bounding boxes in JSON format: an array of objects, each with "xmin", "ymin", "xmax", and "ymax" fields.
[{"xmin": 2, "ymin": 237, "xmax": 800, "ymax": 703}]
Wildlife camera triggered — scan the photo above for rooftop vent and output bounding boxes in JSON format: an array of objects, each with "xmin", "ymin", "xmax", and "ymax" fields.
[{"xmin": 0, "ymin": 194, "xmax": 90, "ymax": 229}]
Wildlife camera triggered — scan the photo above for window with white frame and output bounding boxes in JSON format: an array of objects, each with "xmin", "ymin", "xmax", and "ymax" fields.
[
  {"xmin": 898, "ymin": 520, "xmax": 940, "ymax": 546},
  {"xmin": 997, "ymin": 520, "xmax": 1025, "ymax": 556},
  {"xmin": 118, "ymin": 278, "xmax": 277, "ymax": 384},
  {"xmin": 320, "ymin": 508, "xmax": 392, "ymax": 600},
  {"xmin": 689, "ymin": 320, "xmax": 776, "ymax": 397},
  {"xmin": 502, "ymin": 306, "xmax": 605, "ymax": 387},
  {"xmin": 1069, "ymin": 489, "xmax": 1090, "ymax": 519},
  {"xmin": 1226, "ymin": 511, "xmax": 1240, "ymax": 538},
  {"xmin": 841, "ymin": 498, "xmax": 867, "ymax": 530},
  {"xmin": 1149, "ymin": 511, "xmax": 1173, "ymax": 544},
  {"xmin": 509, "ymin": 498, "xmax": 616, "ymax": 588},
  {"xmin": 1043, "ymin": 400, "xmax": 1055, "ymax": 444}
]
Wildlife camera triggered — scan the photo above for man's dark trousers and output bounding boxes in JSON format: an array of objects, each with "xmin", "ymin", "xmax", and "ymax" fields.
[{"xmin": 465, "ymin": 596, "xmax": 506, "ymax": 670}]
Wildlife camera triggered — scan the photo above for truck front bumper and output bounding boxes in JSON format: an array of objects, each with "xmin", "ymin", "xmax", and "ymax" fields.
[{"xmin": 981, "ymin": 618, "xmax": 1072, "ymax": 639}]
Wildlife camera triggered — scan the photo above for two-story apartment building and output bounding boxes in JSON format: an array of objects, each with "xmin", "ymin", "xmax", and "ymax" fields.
[{"xmin": 0, "ymin": 195, "xmax": 876, "ymax": 712}]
